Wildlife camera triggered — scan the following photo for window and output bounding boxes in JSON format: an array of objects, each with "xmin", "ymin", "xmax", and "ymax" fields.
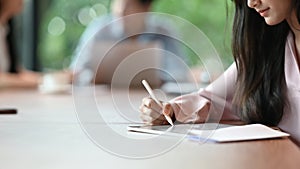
[{"xmin": 36, "ymin": 0, "xmax": 233, "ymax": 70}]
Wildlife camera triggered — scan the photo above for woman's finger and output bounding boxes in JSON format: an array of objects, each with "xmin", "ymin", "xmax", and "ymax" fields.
[
  {"xmin": 140, "ymin": 113, "xmax": 153, "ymax": 123},
  {"xmin": 162, "ymin": 103, "xmax": 173, "ymax": 117},
  {"xmin": 142, "ymin": 97, "xmax": 162, "ymax": 113},
  {"xmin": 151, "ymin": 115, "xmax": 168, "ymax": 125},
  {"xmin": 140, "ymin": 106, "xmax": 166, "ymax": 121},
  {"xmin": 140, "ymin": 111, "xmax": 166, "ymax": 125}
]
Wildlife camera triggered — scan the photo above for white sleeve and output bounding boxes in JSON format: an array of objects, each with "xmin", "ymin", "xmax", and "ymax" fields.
[{"xmin": 169, "ymin": 63, "xmax": 240, "ymax": 123}]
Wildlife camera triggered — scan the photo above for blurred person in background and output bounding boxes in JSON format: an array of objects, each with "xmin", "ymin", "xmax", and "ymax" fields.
[
  {"xmin": 69, "ymin": 0, "xmax": 190, "ymax": 85},
  {"xmin": 0, "ymin": 0, "xmax": 40, "ymax": 88}
]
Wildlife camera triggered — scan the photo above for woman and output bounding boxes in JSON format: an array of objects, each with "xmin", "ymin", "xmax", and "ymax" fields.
[
  {"xmin": 0, "ymin": 0, "xmax": 40, "ymax": 88},
  {"xmin": 0, "ymin": 0, "xmax": 23, "ymax": 72},
  {"xmin": 139, "ymin": 0, "xmax": 300, "ymax": 145}
]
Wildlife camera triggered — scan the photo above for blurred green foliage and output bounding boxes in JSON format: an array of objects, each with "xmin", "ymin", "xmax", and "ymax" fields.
[{"xmin": 38, "ymin": 0, "xmax": 234, "ymax": 70}]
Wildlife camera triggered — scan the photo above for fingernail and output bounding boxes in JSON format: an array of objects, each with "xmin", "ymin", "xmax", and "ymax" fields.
[{"xmin": 145, "ymin": 99, "xmax": 151, "ymax": 107}]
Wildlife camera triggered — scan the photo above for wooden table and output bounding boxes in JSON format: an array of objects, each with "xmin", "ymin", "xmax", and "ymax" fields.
[{"xmin": 0, "ymin": 86, "xmax": 300, "ymax": 169}]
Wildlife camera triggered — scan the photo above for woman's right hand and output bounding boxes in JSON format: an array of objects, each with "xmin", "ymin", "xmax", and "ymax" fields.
[{"xmin": 139, "ymin": 97, "xmax": 174, "ymax": 125}]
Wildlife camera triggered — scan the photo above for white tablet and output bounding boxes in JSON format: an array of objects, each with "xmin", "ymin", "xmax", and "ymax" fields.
[
  {"xmin": 127, "ymin": 123, "xmax": 232, "ymax": 137},
  {"xmin": 128, "ymin": 123, "xmax": 290, "ymax": 142}
]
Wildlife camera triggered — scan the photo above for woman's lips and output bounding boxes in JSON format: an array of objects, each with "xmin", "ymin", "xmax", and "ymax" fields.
[{"xmin": 257, "ymin": 8, "xmax": 270, "ymax": 17}]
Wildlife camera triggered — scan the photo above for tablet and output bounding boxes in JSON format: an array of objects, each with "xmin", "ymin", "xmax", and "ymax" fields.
[
  {"xmin": 128, "ymin": 123, "xmax": 290, "ymax": 142},
  {"xmin": 127, "ymin": 123, "xmax": 232, "ymax": 137}
]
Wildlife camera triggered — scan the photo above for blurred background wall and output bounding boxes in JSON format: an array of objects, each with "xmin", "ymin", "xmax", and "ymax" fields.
[{"xmin": 17, "ymin": 0, "xmax": 234, "ymax": 72}]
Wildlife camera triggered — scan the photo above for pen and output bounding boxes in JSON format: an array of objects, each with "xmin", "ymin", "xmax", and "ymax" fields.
[{"xmin": 142, "ymin": 80, "xmax": 174, "ymax": 126}]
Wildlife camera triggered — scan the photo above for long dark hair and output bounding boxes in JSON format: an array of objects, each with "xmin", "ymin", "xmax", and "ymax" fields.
[{"xmin": 231, "ymin": 0, "xmax": 299, "ymax": 125}]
